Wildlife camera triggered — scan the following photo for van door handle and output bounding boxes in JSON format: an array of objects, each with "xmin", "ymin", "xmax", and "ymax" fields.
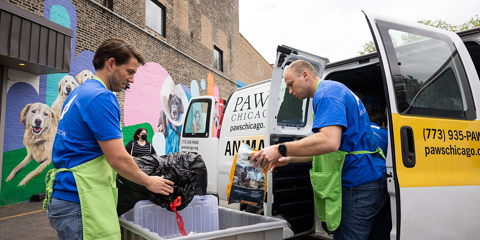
[{"xmin": 400, "ymin": 126, "xmax": 416, "ymax": 168}]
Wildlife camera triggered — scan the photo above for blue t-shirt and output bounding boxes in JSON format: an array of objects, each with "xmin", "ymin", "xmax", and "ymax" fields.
[
  {"xmin": 312, "ymin": 80, "xmax": 386, "ymax": 188},
  {"xmin": 52, "ymin": 79, "xmax": 123, "ymax": 203},
  {"xmin": 370, "ymin": 122, "xmax": 388, "ymax": 156}
]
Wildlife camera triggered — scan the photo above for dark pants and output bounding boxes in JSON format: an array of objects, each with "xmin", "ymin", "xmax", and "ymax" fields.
[{"xmin": 333, "ymin": 174, "xmax": 392, "ymax": 240}]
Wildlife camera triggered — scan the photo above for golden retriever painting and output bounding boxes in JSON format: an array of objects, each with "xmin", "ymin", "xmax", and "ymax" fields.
[
  {"xmin": 75, "ymin": 70, "xmax": 94, "ymax": 85},
  {"xmin": 51, "ymin": 75, "xmax": 78, "ymax": 123},
  {"xmin": 6, "ymin": 103, "xmax": 57, "ymax": 186}
]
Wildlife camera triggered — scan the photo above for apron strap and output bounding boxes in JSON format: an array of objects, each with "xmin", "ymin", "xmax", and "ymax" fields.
[
  {"xmin": 344, "ymin": 147, "xmax": 386, "ymax": 160},
  {"xmin": 43, "ymin": 167, "xmax": 69, "ymax": 210},
  {"xmin": 43, "ymin": 155, "xmax": 106, "ymax": 210}
]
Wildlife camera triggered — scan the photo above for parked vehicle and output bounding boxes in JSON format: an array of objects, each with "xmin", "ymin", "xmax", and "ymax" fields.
[{"xmin": 181, "ymin": 12, "xmax": 480, "ymax": 239}]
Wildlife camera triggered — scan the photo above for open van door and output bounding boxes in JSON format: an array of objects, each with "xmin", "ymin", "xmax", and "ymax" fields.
[
  {"xmin": 180, "ymin": 96, "xmax": 219, "ymax": 194},
  {"xmin": 364, "ymin": 12, "xmax": 480, "ymax": 239},
  {"xmin": 265, "ymin": 45, "xmax": 328, "ymax": 237}
]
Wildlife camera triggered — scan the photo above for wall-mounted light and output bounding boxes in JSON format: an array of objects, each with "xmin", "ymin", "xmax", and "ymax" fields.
[{"xmin": 18, "ymin": 63, "xmax": 26, "ymax": 66}]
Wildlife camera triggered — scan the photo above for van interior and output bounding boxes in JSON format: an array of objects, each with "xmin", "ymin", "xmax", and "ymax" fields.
[{"xmin": 326, "ymin": 62, "xmax": 386, "ymax": 113}]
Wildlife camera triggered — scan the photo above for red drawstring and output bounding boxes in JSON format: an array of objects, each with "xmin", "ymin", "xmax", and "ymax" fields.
[{"xmin": 170, "ymin": 196, "xmax": 187, "ymax": 236}]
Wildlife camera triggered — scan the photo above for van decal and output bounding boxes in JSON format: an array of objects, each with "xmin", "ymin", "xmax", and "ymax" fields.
[
  {"xmin": 231, "ymin": 110, "xmax": 267, "ymax": 121},
  {"xmin": 233, "ymin": 93, "xmax": 269, "ymax": 112},
  {"xmin": 224, "ymin": 139, "xmax": 265, "ymax": 156},
  {"xmin": 422, "ymin": 128, "xmax": 480, "ymax": 157},
  {"xmin": 230, "ymin": 122, "xmax": 265, "ymax": 132},
  {"xmin": 180, "ymin": 140, "xmax": 200, "ymax": 151},
  {"xmin": 425, "ymin": 145, "xmax": 480, "ymax": 157},
  {"xmin": 423, "ymin": 128, "xmax": 480, "ymax": 142}
]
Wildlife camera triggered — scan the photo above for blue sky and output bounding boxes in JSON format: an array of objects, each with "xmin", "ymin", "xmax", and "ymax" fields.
[{"xmin": 239, "ymin": 0, "xmax": 480, "ymax": 64}]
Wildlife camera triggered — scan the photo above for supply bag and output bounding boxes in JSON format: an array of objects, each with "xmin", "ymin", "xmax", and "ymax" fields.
[
  {"xmin": 226, "ymin": 143, "xmax": 267, "ymax": 206},
  {"xmin": 116, "ymin": 152, "xmax": 207, "ymax": 216}
]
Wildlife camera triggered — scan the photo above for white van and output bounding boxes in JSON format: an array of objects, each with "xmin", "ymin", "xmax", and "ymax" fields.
[{"xmin": 181, "ymin": 12, "xmax": 480, "ymax": 239}]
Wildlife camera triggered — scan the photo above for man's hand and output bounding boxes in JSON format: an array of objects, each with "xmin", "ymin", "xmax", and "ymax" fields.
[
  {"xmin": 269, "ymin": 157, "xmax": 291, "ymax": 172},
  {"xmin": 251, "ymin": 145, "xmax": 282, "ymax": 169},
  {"xmin": 146, "ymin": 175, "xmax": 174, "ymax": 196}
]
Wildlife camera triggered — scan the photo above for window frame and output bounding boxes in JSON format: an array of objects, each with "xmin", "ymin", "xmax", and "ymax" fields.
[
  {"xmin": 145, "ymin": 0, "xmax": 166, "ymax": 37},
  {"xmin": 276, "ymin": 61, "xmax": 310, "ymax": 128},
  {"xmin": 376, "ymin": 20, "xmax": 476, "ymax": 120},
  {"xmin": 214, "ymin": 46, "xmax": 223, "ymax": 71},
  {"xmin": 182, "ymin": 99, "xmax": 212, "ymax": 138}
]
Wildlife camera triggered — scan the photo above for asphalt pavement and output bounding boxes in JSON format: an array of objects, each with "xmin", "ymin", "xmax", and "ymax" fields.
[
  {"xmin": 0, "ymin": 200, "xmax": 331, "ymax": 240},
  {"xmin": 0, "ymin": 200, "xmax": 56, "ymax": 240}
]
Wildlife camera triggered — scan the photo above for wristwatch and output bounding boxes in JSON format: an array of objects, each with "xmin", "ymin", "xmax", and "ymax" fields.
[{"xmin": 278, "ymin": 143, "xmax": 287, "ymax": 157}]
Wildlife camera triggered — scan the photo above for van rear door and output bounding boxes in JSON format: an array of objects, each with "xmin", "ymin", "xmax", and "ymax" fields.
[
  {"xmin": 265, "ymin": 45, "xmax": 328, "ymax": 236},
  {"xmin": 180, "ymin": 96, "xmax": 219, "ymax": 194},
  {"xmin": 364, "ymin": 12, "xmax": 480, "ymax": 239}
]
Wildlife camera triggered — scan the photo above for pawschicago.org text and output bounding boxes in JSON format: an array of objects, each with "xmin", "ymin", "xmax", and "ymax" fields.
[{"xmin": 230, "ymin": 122, "xmax": 264, "ymax": 132}]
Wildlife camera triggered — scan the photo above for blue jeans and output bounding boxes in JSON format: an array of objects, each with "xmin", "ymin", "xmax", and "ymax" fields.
[
  {"xmin": 47, "ymin": 197, "xmax": 83, "ymax": 240},
  {"xmin": 333, "ymin": 174, "xmax": 391, "ymax": 240}
]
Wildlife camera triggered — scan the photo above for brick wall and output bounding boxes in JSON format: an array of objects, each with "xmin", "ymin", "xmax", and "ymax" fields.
[
  {"xmin": 4, "ymin": 0, "xmax": 273, "ymax": 121},
  {"xmin": 234, "ymin": 33, "xmax": 273, "ymax": 85}
]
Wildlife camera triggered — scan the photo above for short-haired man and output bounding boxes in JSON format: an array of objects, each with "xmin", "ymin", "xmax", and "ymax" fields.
[
  {"xmin": 252, "ymin": 60, "xmax": 390, "ymax": 239},
  {"xmin": 44, "ymin": 38, "xmax": 174, "ymax": 240}
]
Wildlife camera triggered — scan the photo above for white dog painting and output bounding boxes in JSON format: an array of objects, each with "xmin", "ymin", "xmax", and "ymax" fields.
[
  {"xmin": 75, "ymin": 70, "xmax": 94, "ymax": 85},
  {"xmin": 6, "ymin": 103, "xmax": 58, "ymax": 186},
  {"xmin": 51, "ymin": 75, "xmax": 78, "ymax": 123}
]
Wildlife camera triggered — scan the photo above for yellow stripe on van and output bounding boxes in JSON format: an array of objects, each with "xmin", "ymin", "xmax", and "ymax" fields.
[{"xmin": 392, "ymin": 113, "xmax": 480, "ymax": 188}]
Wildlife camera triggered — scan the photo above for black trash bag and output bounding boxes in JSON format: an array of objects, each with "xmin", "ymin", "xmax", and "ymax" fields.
[
  {"xmin": 149, "ymin": 152, "xmax": 207, "ymax": 212},
  {"xmin": 116, "ymin": 155, "xmax": 160, "ymax": 216}
]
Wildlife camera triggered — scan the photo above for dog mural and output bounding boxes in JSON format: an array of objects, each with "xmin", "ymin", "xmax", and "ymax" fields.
[
  {"xmin": 6, "ymin": 103, "xmax": 58, "ymax": 186},
  {"xmin": 193, "ymin": 109, "xmax": 202, "ymax": 133},
  {"xmin": 75, "ymin": 70, "xmax": 94, "ymax": 85},
  {"xmin": 157, "ymin": 76, "xmax": 188, "ymax": 155},
  {"xmin": 51, "ymin": 75, "xmax": 78, "ymax": 123}
]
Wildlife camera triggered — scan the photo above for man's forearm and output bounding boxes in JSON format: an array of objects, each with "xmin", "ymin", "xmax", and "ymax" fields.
[
  {"xmin": 109, "ymin": 155, "xmax": 151, "ymax": 186},
  {"xmin": 286, "ymin": 125, "xmax": 342, "ymax": 157}
]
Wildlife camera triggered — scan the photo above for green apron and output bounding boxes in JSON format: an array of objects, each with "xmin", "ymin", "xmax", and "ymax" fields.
[
  {"xmin": 309, "ymin": 148, "xmax": 385, "ymax": 231},
  {"xmin": 309, "ymin": 79, "xmax": 386, "ymax": 231},
  {"xmin": 43, "ymin": 77, "xmax": 120, "ymax": 239},
  {"xmin": 43, "ymin": 155, "xmax": 120, "ymax": 240}
]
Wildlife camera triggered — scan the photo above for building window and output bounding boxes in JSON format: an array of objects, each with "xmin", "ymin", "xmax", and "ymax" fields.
[
  {"xmin": 103, "ymin": 0, "xmax": 113, "ymax": 10},
  {"xmin": 214, "ymin": 46, "xmax": 223, "ymax": 71},
  {"xmin": 146, "ymin": 0, "xmax": 166, "ymax": 37}
]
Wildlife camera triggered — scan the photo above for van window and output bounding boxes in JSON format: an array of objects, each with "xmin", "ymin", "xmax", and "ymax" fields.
[
  {"xmin": 376, "ymin": 21, "xmax": 476, "ymax": 120},
  {"xmin": 464, "ymin": 41, "xmax": 480, "ymax": 79},
  {"xmin": 183, "ymin": 100, "xmax": 211, "ymax": 138},
  {"xmin": 277, "ymin": 65, "xmax": 309, "ymax": 127}
]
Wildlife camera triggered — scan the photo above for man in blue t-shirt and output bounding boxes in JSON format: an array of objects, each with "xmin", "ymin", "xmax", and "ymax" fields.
[
  {"xmin": 368, "ymin": 110, "xmax": 388, "ymax": 156},
  {"xmin": 252, "ymin": 60, "xmax": 390, "ymax": 239},
  {"xmin": 46, "ymin": 38, "xmax": 174, "ymax": 239}
]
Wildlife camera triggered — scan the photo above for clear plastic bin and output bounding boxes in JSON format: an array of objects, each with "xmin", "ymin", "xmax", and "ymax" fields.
[
  {"xmin": 132, "ymin": 195, "xmax": 219, "ymax": 239},
  {"xmin": 120, "ymin": 206, "xmax": 288, "ymax": 240}
]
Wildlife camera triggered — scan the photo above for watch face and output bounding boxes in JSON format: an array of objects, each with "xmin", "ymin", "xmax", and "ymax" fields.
[{"xmin": 279, "ymin": 144, "xmax": 286, "ymax": 156}]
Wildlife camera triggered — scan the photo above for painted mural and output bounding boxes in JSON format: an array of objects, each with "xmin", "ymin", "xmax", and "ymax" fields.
[{"xmin": 0, "ymin": 0, "xmax": 223, "ymax": 206}]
